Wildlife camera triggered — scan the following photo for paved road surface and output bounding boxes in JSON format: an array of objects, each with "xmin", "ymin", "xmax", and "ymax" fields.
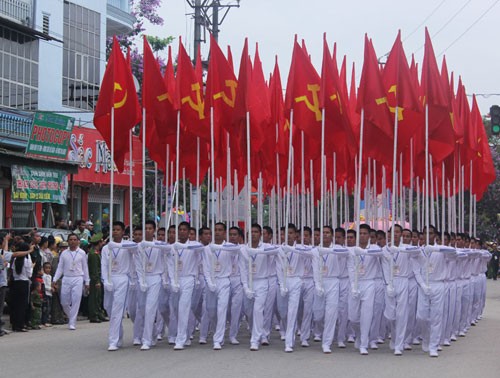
[{"xmin": 1, "ymin": 280, "xmax": 499, "ymax": 378}]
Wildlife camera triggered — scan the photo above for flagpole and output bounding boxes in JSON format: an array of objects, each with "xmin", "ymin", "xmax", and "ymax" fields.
[
  {"xmin": 373, "ymin": 160, "xmax": 377, "ymax": 230},
  {"xmin": 301, "ymin": 130, "xmax": 306, "ymax": 245},
  {"xmin": 174, "ymin": 109, "xmax": 180, "ymax": 287},
  {"xmin": 110, "ymin": 107, "xmax": 115, "ymax": 233},
  {"xmin": 285, "ymin": 110, "xmax": 294, "ymax": 247},
  {"xmin": 246, "ymin": 111, "xmax": 252, "ymax": 291},
  {"xmin": 409, "ymin": 138, "xmax": 414, "ymax": 230},
  {"xmin": 210, "ymin": 108, "xmax": 216, "ymax": 234},
  {"xmin": 196, "ymin": 137, "xmax": 200, "ymax": 230},
  {"xmin": 469, "ymin": 161, "xmax": 473, "ymax": 237},
  {"xmin": 227, "ymin": 133, "xmax": 231, "ymax": 233},
  {"xmin": 442, "ymin": 161, "xmax": 445, "ymax": 242},
  {"xmin": 356, "ymin": 109, "xmax": 365, "ymax": 247},
  {"xmin": 129, "ymin": 128, "xmax": 133, "ymax": 238},
  {"xmin": 154, "ymin": 162, "xmax": 158, "ymax": 227},
  {"xmin": 425, "ymin": 104, "xmax": 430, "ymax": 246},
  {"xmin": 333, "ymin": 152, "xmax": 337, "ymax": 229}
]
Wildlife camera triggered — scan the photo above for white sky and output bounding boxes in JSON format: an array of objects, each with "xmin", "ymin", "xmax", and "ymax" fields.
[{"xmin": 147, "ymin": 0, "xmax": 500, "ymax": 115}]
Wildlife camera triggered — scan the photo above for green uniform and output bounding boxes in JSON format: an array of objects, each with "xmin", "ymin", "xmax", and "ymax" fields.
[
  {"xmin": 30, "ymin": 291, "xmax": 42, "ymax": 328},
  {"xmin": 87, "ymin": 247, "xmax": 105, "ymax": 321}
]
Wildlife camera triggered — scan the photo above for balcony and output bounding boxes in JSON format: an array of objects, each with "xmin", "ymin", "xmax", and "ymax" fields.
[
  {"xmin": 0, "ymin": 0, "xmax": 33, "ymax": 27},
  {"xmin": 0, "ymin": 109, "xmax": 33, "ymax": 149},
  {"xmin": 107, "ymin": 0, "xmax": 136, "ymax": 36}
]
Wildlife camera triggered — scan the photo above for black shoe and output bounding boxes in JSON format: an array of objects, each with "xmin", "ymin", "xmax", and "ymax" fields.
[
  {"xmin": 98, "ymin": 317, "xmax": 109, "ymax": 322},
  {"xmin": 89, "ymin": 319, "xmax": 102, "ymax": 323},
  {"xmin": 0, "ymin": 330, "xmax": 6, "ymax": 336}
]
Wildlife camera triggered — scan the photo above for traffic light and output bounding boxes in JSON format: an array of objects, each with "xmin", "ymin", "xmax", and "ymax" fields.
[{"xmin": 491, "ymin": 105, "xmax": 500, "ymax": 135}]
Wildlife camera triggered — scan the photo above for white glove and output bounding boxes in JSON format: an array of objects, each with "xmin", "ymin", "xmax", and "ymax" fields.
[
  {"xmin": 315, "ymin": 285, "xmax": 324, "ymax": 297},
  {"xmin": 195, "ymin": 279, "xmax": 200, "ymax": 289},
  {"xmin": 104, "ymin": 282, "xmax": 114, "ymax": 292},
  {"xmin": 389, "ymin": 246, "xmax": 400, "ymax": 254},
  {"xmin": 162, "ymin": 280, "xmax": 169, "ymax": 290},
  {"xmin": 387, "ymin": 285, "xmax": 396, "ymax": 298},
  {"xmin": 140, "ymin": 282, "xmax": 148, "ymax": 293},
  {"xmin": 208, "ymin": 283, "xmax": 217, "ymax": 293},
  {"xmin": 171, "ymin": 283, "xmax": 180, "ymax": 293},
  {"xmin": 351, "ymin": 288, "xmax": 360, "ymax": 299},
  {"xmin": 244, "ymin": 287, "xmax": 255, "ymax": 299},
  {"xmin": 280, "ymin": 286, "xmax": 288, "ymax": 298}
]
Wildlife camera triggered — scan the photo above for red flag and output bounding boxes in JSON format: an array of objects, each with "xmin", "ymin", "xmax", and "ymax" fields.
[
  {"xmin": 471, "ymin": 95, "xmax": 495, "ymax": 199},
  {"xmin": 93, "ymin": 36, "xmax": 141, "ymax": 172},
  {"xmin": 420, "ymin": 28, "xmax": 455, "ymax": 163},
  {"xmin": 205, "ymin": 34, "xmax": 238, "ymax": 182},
  {"xmin": 285, "ymin": 39, "xmax": 322, "ymax": 142},
  {"xmin": 382, "ymin": 31, "xmax": 422, "ymax": 152},
  {"xmin": 356, "ymin": 35, "xmax": 393, "ymax": 166},
  {"xmin": 176, "ymin": 38, "xmax": 209, "ymax": 142}
]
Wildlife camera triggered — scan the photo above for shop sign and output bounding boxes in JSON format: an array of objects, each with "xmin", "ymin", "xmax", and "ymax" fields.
[
  {"xmin": 11, "ymin": 165, "xmax": 68, "ymax": 204},
  {"xmin": 67, "ymin": 127, "xmax": 142, "ymax": 187},
  {"xmin": 25, "ymin": 112, "xmax": 75, "ymax": 160}
]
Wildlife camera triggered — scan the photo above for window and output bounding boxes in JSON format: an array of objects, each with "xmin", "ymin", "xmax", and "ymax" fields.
[
  {"xmin": 62, "ymin": 1, "xmax": 100, "ymax": 110},
  {"xmin": 0, "ymin": 25, "xmax": 39, "ymax": 110},
  {"xmin": 42, "ymin": 13, "xmax": 50, "ymax": 35}
]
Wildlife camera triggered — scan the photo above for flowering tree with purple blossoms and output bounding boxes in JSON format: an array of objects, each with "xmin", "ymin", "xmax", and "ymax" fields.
[{"xmin": 107, "ymin": 0, "xmax": 173, "ymax": 84}]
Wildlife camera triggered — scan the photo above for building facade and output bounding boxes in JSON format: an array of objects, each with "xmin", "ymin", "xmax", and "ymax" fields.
[{"xmin": 0, "ymin": 0, "xmax": 141, "ymax": 231}]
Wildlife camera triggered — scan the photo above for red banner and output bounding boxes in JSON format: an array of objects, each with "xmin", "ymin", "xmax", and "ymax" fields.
[{"xmin": 67, "ymin": 127, "xmax": 142, "ymax": 187}]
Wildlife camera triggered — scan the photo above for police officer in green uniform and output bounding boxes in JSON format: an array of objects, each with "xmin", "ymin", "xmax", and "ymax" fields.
[{"xmin": 87, "ymin": 233, "xmax": 108, "ymax": 323}]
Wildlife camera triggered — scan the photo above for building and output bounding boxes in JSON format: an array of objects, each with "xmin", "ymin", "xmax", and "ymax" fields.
[{"xmin": 0, "ymin": 0, "xmax": 142, "ymax": 231}]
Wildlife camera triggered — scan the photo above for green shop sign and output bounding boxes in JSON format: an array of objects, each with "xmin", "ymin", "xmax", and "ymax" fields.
[
  {"xmin": 25, "ymin": 112, "xmax": 75, "ymax": 160},
  {"xmin": 11, "ymin": 165, "xmax": 68, "ymax": 204}
]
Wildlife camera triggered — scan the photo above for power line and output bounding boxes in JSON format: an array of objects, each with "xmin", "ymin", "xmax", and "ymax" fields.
[
  {"xmin": 432, "ymin": 0, "xmax": 472, "ymax": 39},
  {"xmin": 403, "ymin": 0, "xmax": 447, "ymax": 43},
  {"xmin": 438, "ymin": 0, "xmax": 500, "ymax": 56}
]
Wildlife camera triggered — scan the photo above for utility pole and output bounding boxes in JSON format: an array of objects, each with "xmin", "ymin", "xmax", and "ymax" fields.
[{"xmin": 186, "ymin": 0, "xmax": 241, "ymax": 63}]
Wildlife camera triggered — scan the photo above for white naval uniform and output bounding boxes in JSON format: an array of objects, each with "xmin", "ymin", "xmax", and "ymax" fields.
[
  {"xmin": 263, "ymin": 249, "xmax": 279, "ymax": 340},
  {"xmin": 240, "ymin": 243, "xmax": 279, "ymax": 348},
  {"xmin": 135, "ymin": 241, "xmax": 169, "ymax": 348},
  {"xmin": 347, "ymin": 245, "xmax": 384, "ymax": 351},
  {"xmin": 277, "ymin": 244, "xmax": 313, "ymax": 350},
  {"xmin": 101, "ymin": 241, "xmax": 137, "ymax": 348},
  {"xmin": 167, "ymin": 241, "xmax": 204, "ymax": 348},
  {"xmin": 312, "ymin": 245, "xmax": 349, "ymax": 352},
  {"xmin": 299, "ymin": 250, "xmax": 315, "ymax": 344},
  {"xmin": 228, "ymin": 252, "xmax": 244, "ymax": 342},
  {"xmin": 53, "ymin": 248, "xmax": 90, "ymax": 329},
  {"xmin": 414, "ymin": 244, "xmax": 456, "ymax": 355},
  {"xmin": 202, "ymin": 242, "xmax": 241, "ymax": 346},
  {"xmin": 381, "ymin": 244, "xmax": 420, "ymax": 352}
]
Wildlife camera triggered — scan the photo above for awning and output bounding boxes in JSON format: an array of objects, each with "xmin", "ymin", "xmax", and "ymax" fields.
[{"xmin": 0, "ymin": 149, "xmax": 78, "ymax": 174}]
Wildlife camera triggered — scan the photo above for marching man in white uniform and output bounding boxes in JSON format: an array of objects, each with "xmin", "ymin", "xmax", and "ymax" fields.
[
  {"xmin": 52, "ymin": 233, "xmax": 90, "ymax": 330},
  {"xmin": 202, "ymin": 222, "xmax": 241, "ymax": 350},
  {"xmin": 102, "ymin": 221, "xmax": 137, "ymax": 351}
]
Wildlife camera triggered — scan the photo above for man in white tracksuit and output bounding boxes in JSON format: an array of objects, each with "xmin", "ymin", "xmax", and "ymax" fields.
[
  {"xmin": 381, "ymin": 224, "xmax": 420, "ymax": 356},
  {"xmin": 413, "ymin": 226, "xmax": 456, "ymax": 357},
  {"xmin": 240, "ymin": 224, "xmax": 280, "ymax": 351},
  {"xmin": 168, "ymin": 221, "xmax": 205, "ymax": 350},
  {"xmin": 277, "ymin": 224, "xmax": 314, "ymax": 353},
  {"xmin": 202, "ymin": 222, "xmax": 241, "ymax": 350},
  {"xmin": 313, "ymin": 226, "xmax": 349, "ymax": 354},
  {"xmin": 102, "ymin": 221, "xmax": 137, "ymax": 351},
  {"xmin": 52, "ymin": 233, "xmax": 90, "ymax": 331},
  {"xmin": 347, "ymin": 224, "xmax": 384, "ymax": 355}
]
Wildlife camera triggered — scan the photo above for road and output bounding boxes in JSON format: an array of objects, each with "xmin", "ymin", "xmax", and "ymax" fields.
[{"xmin": 1, "ymin": 280, "xmax": 499, "ymax": 378}]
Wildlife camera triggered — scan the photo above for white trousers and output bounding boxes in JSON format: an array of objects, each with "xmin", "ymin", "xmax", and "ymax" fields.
[
  {"xmin": 335, "ymin": 277, "xmax": 350, "ymax": 343},
  {"xmin": 60, "ymin": 276, "xmax": 84, "ymax": 328},
  {"xmin": 417, "ymin": 281, "xmax": 445, "ymax": 353},
  {"xmin": 212, "ymin": 277, "xmax": 231, "ymax": 344},
  {"xmin": 321, "ymin": 277, "xmax": 340, "ymax": 349},
  {"xmin": 263, "ymin": 276, "xmax": 278, "ymax": 338},
  {"xmin": 137, "ymin": 274, "xmax": 161, "ymax": 347},
  {"xmin": 228, "ymin": 276, "xmax": 243, "ymax": 340},
  {"xmin": 249, "ymin": 278, "xmax": 269, "ymax": 345},
  {"xmin": 299, "ymin": 277, "xmax": 314, "ymax": 343},
  {"xmin": 174, "ymin": 276, "xmax": 195, "ymax": 346},
  {"xmin": 348, "ymin": 279, "xmax": 375, "ymax": 350},
  {"xmin": 104, "ymin": 274, "xmax": 129, "ymax": 347},
  {"xmin": 284, "ymin": 277, "xmax": 303, "ymax": 349},
  {"xmin": 404, "ymin": 277, "xmax": 418, "ymax": 345},
  {"xmin": 370, "ymin": 278, "xmax": 385, "ymax": 342},
  {"xmin": 384, "ymin": 277, "xmax": 409, "ymax": 351}
]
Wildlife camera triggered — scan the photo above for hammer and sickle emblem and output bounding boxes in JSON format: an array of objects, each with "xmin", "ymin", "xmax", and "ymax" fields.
[
  {"xmin": 114, "ymin": 82, "xmax": 127, "ymax": 109},
  {"xmin": 295, "ymin": 84, "xmax": 322, "ymax": 121},
  {"xmin": 181, "ymin": 82, "xmax": 205, "ymax": 120},
  {"xmin": 329, "ymin": 91, "xmax": 343, "ymax": 114},
  {"xmin": 214, "ymin": 80, "xmax": 237, "ymax": 108},
  {"xmin": 376, "ymin": 85, "xmax": 404, "ymax": 121}
]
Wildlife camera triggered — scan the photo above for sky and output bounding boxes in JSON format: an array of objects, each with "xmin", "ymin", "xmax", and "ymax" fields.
[{"xmin": 147, "ymin": 0, "xmax": 500, "ymax": 115}]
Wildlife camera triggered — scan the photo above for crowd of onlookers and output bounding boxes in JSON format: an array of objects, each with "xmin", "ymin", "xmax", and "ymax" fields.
[{"xmin": 0, "ymin": 220, "xmax": 107, "ymax": 336}]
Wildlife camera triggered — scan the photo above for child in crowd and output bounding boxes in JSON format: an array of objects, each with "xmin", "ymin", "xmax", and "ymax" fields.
[
  {"xmin": 30, "ymin": 281, "xmax": 43, "ymax": 330},
  {"xmin": 42, "ymin": 262, "xmax": 53, "ymax": 327}
]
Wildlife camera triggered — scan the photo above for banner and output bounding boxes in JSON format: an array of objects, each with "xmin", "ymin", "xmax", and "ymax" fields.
[
  {"xmin": 25, "ymin": 112, "xmax": 75, "ymax": 160},
  {"xmin": 11, "ymin": 165, "xmax": 68, "ymax": 204}
]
